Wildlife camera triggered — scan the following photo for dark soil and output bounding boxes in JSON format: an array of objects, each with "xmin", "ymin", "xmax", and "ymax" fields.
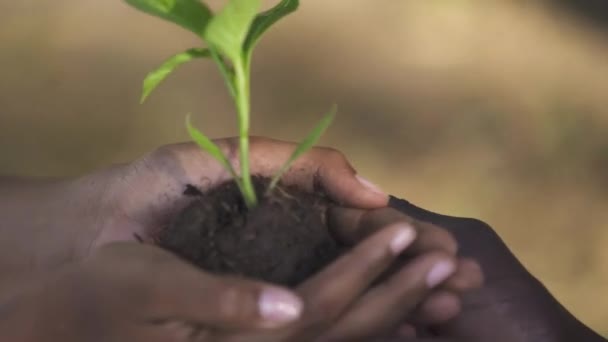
[{"xmin": 157, "ymin": 177, "xmax": 344, "ymax": 287}]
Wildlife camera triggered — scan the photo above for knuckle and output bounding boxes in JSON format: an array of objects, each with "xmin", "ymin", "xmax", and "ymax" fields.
[
  {"xmin": 449, "ymin": 218, "xmax": 504, "ymax": 255},
  {"xmin": 439, "ymin": 228, "xmax": 458, "ymax": 255},
  {"xmin": 311, "ymin": 145, "xmax": 346, "ymax": 164},
  {"xmin": 144, "ymin": 145, "xmax": 178, "ymax": 169},
  {"xmin": 461, "ymin": 218, "xmax": 498, "ymax": 239},
  {"xmin": 216, "ymin": 285, "xmax": 255, "ymax": 322},
  {"xmin": 419, "ymin": 222, "xmax": 458, "ymax": 255},
  {"xmin": 301, "ymin": 298, "xmax": 336, "ymax": 331},
  {"xmin": 118, "ymin": 147, "xmax": 171, "ymax": 188},
  {"xmin": 321, "ymin": 147, "xmax": 348, "ymax": 163}
]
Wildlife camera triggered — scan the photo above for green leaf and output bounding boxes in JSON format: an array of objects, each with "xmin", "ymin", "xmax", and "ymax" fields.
[
  {"xmin": 185, "ymin": 114, "xmax": 240, "ymax": 184},
  {"xmin": 243, "ymin": 0, "xmax": 299, "ymax": 58},
  {"xmin": 203, "ymin": 0, "xmax": 261, "ymax": 62},
  {"xmin": 268, "ymin": 105, "xmax": 337, "ymax": 192},
  {"xmin": 141, "ymin": 48, "xmax": 211, "ymax": 103},
  {"xmin": 124, "ymin": 0, "xmax": 212, "ymax": 37},
  {"xmin": 209, "ymin": 48, "xmax": 237, "ymax": 99}
]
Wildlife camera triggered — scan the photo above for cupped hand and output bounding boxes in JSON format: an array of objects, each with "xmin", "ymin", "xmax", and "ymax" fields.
[
  {"xmin": 86, "ymin": 138, "xmax": 481, "ymax": 339},
  {"xmin": 84, "ymin": 137, "xmax": 388, "ymax": 250},
  {"xmin": 0, "ymin": 138, "xmax": 484, "ymax": 341},
  {"xmin": 0, "ymin": 207, "xmax": 481, "ymax": 342},
  {"xmin": 389, "ymin": 198, "xmax": 607, "ymax": 342},
  {"xmin": 194, "ymin": 207, "xmax": 482, "ymax": 342},
  {"xmin": 322, "ymin": 208, "xmax": 483, "ymax": 341}
]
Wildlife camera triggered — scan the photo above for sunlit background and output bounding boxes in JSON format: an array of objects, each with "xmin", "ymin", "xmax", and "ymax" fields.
[{"xmin": 1, "ymin": 0, "xmax": 607, "ymax": 334}]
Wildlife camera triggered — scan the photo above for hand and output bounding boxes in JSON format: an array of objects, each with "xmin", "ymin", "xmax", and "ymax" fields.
[
  {"xmin": 0, "ymin": 243, "xmax": 308, "ymax": 342},
  {"xmin": 90, "ymin": 137, "xmax": 391, "ymax": 248},
  {"xmin": 0, "ymin": 208, "xmax": 481, "ymax": 342},
  {"xmin": 86, "ymin": 138, "xmax": 480, "ymax": 339},
  {"xmin": 0, "ymin": 138, "xmax": 482, "ymax": 341},
  {"xmin": 322, "ymin": 207, "xmax": 483, "ymax": 341},
  {"xmin": 389, "ymin": 197, "xmax": 607, "ymax": 342},
  {"xmin": 0, "ymin": 137, "xmax": 388, "ymax": 273},
  {"xmin": 168, "ymin": 207, "xmax": 482, "ymax": 341}
]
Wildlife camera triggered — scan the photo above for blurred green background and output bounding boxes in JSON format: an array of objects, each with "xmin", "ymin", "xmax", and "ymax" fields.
[{"xmin": 1, "ymin": 0, "xmax": 607, "ymax": 334}]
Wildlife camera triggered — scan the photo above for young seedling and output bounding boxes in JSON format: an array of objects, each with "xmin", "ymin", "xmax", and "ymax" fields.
[{"xmin": 126, "ymin": 0, "xmax": 336, "ymax": 208}]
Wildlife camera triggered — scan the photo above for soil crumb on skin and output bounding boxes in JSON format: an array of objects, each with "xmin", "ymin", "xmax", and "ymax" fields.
[{"xmin": 157, "ymin": 177, "xmax": 343, "ymax": 287}]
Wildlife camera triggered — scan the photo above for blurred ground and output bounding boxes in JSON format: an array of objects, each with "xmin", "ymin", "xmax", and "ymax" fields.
[{"xmin": 1, "ymin": 0, "xmax": 607, "ymax": 334}]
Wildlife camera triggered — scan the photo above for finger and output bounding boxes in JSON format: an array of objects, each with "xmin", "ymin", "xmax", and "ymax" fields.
[
  {"xmin": 405, "ymin": 259, "xmax": 482, "ymax": 326},
  {"xmin": 329, "ymin": 207, "xmax": 458, "ymax": 256},
  {"xmin": 104, "ymin": 244, "xmax": 304, "ymax": 330},
  {"xmin": 321, "ymin": 252, "xmax": 457, "ymax": 341},
  {"xmin": 245, "ymin": 137, "xmax": 388, "ymax": 208},
  {"xmin": 297, "ymin": 224, "xmax": 417, "ymax": 327},
  {"xmin": 441, "ymin": 258, "xmax": 484, "ymax": 293},
  {"xmin": 409, "ymin": 290, "xmax": 462, "ymax": 325},
  {"xmin": 152, "ymin": 270, "xmax": 304, "ymax": 330},
  {"xmin": 380, "ymin": 260, "xmax": 482, "ymax": 327}
]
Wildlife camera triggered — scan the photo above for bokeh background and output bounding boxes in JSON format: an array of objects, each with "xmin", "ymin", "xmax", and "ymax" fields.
[{"xmin": 1, "ymin": 0, "xmax": 607, "ymax": 334}]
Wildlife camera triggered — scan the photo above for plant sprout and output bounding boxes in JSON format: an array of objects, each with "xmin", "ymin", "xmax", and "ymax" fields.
[{"xmin": 125, "ymin": 0, "xmax": 335, "ymax": 208}]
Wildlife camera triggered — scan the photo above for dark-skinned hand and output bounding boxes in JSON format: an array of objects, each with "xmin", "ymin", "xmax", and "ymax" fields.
[{"xmin": 0, "ymin": 138, "xmax": 483, "ymax": 341}]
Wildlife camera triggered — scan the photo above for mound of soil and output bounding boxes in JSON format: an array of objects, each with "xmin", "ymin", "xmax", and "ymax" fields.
[{"xmin": 157, "ymin": 177, "xmax": 344, "ymax": 287}]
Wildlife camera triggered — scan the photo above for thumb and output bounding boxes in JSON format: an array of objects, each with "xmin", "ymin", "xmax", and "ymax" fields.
[
  {"xmin": 101, "ymin": 243, "xmax": 305, "ymax": 330},
  {"xmin": 149, "ymin": 269, "xmax": 305, "ymax": 330}
]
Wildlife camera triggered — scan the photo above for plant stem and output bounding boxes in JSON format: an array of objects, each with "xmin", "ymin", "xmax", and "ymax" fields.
[{"xmin": 234, "ymin": 59, "xmax": 257, "ymax": 207}]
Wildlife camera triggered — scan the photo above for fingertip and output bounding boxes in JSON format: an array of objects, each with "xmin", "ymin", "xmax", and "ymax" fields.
[
  {"xmin": 319, "ymin": 164, "xmax": 388, "ymax": 208},
  {"xmin": 257, "ymin": 287, "xmax": 304, "ymax": 327},
  {"xmin": 444, "ymin": 258, "xmax": 485, "ymax": 292},
  {"xmin": 426, "ymin": 259, "xmax": 457, "ymax": 289},
  {"xmin": 355, "ymin": 175, "xmax": 388, "ymax": 198},
  {"xmin": 388, "ymin": 223, "xmax": 418, "ymax": 256},
  {"xmin": 282, "ymin": 143, "xmax": 389, "ymax": 208},
  {"xmin": 461, "ymin": 258, "xmax": 485, "ymax": 287},
  {"xmin": 354, "ymin": 174, "xmax": 390, "ymax": 204},
  {"xmin": 326, "ymin": 182, "xmax": 389, "ymax": 209}
]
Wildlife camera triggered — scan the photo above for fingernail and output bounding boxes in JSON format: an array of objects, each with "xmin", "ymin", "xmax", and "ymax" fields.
[
  {"xmin": 426, "ymin": 260, "xmax": 456, "ymax": 288},
  {"xmin": 389, "ymin": 224, "xmax": 417, "ymax": 255},
  {"xmin": 356, "ymin": 174, "xmax": 386, "ymax": 195},
  {"xmin": 259, "ymin": 288, "xmax": 303, "ymax": 324}
]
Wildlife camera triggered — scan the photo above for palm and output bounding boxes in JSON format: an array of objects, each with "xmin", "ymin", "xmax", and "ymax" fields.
[
  {"xmin": 89, "ymin": 143, "xmax": 235, "ymax": 249},
  {"xmin": 89, "ymin": 138, "xmax": 387, "ymax": 252}
]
